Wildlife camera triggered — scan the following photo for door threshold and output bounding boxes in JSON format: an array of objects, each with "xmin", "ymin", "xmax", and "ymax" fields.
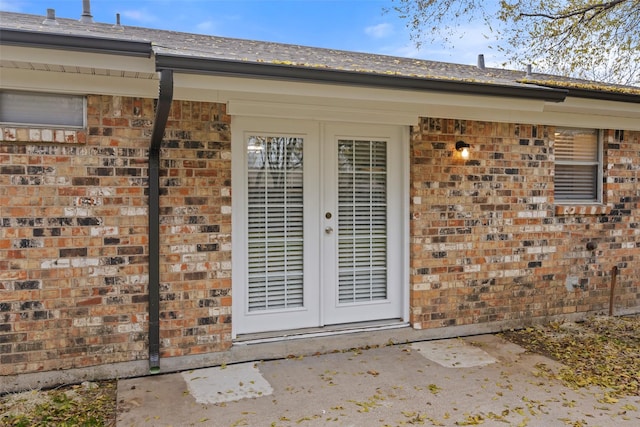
[{"xmin": 234, "ymin": 319, "xmax": 409, "ymax": 345}]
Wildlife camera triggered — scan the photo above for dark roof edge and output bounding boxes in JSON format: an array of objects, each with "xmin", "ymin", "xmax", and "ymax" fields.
[
  {"xmin": 0, "ymin": 28, "xmax": 152, "ymax": 57},
  {"xmin": 531, "ymin": 84, "xmax": 640, "ymax": 104},
  {"xmin": 155, "ymin": 54, "xmax": 569, "ymax": 103}
]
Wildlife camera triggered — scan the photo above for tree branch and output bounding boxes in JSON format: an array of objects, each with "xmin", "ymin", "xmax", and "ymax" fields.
[{"xmin": 519, "ymin": 0, "xmax": 628, "ymax": 20}]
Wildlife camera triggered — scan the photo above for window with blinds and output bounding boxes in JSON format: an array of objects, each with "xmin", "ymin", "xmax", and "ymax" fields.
[
  {"xmin": 247, "ymin": 136, "xmax": 304, "ymax": 311},
  {"xmin": 0, "ymin": 91, "xmax": 85, "ymax": 127},
  {"xmin": 337, "ymin": 139, "xmax": 387, "ymax": 303},
  {"xmin": 554, "ymin": 128, "xmax": 601, "ymax": 202}
]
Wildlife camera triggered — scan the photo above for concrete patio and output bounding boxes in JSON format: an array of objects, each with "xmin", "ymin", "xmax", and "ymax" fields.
[{"xmin": 117, "ymin": 333, "xmax": 640, "ymax": 426}]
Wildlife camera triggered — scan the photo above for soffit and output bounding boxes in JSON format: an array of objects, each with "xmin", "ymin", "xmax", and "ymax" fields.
[{"xmin": 0, "ymin": 45, "xmax": 156, "ymax": 79}]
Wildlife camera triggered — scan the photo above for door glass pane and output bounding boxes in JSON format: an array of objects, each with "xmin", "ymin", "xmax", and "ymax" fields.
[
  {"xmin": 247, "ymin": 136, "xmax": 304, "ymax": 311},
  {"xmin": 337, "ymin": 139, "xmax": 387, "ymax": 303}
]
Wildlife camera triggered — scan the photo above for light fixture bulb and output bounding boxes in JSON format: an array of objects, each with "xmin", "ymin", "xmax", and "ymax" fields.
[{"xmin": 455, "ymin": 140, "xmax": 471, "ymax": 159}]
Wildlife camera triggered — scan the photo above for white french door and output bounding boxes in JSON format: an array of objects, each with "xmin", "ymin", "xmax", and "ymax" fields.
[
  {"xmin": 232, "ymin": 118, "xmax": 406, "ymax": 336},
  {"xmin": 321, "ymin": 123, "xmax": 404, "ymax": 325}
]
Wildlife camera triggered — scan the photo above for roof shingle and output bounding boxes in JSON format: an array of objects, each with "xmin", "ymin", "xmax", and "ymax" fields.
[{"xmin": 1, "ymin": 10, "xmax": 638, "ymax": 101}]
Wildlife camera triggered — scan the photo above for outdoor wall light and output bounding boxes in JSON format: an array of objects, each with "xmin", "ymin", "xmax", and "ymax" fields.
[{"xmin": 455, "ymin": 140, "xmax": 471, "ymax": 159}]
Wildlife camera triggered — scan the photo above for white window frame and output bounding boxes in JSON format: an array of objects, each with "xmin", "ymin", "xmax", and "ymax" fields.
[
  {"xmin": 554, "ymin": 127, "xmax": 603, "ymax": 204},
  {"xmin": 0, "ymin": 90, "xmax": 86, "ymax": 128}
]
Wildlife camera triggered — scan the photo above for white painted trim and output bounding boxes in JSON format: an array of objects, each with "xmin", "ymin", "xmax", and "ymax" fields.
[
  {"xmin": 400, "ymin": 125, "xmax": 411, "ymax": 323},
  {"xmin": 173, "ymin": 74, "xmax": 546, "ymax": 112},
  {"xmin": 544, "ymin": 96, "xmax": 640, "ymax": 119},
  {"xmin": 175, "ymin": 74, "xmax": 640, "ymax": 130},
  {"xmin": 0, "ymin": 67, "xmax": 158, "ymax": 97},
  {"xmin": 228, "ymin": 100, "xmax": 417, "ymax": 125},
  {"xmin": 231, "ymin": 116, "xmax": 245, "ymax": 340},
  {"xmin": 0, "ymin": 45, "xmax": 155, "ymax": 73},
  {"xmin": 417, "ymin": 104, "xmax": 640, "ymax": 131},
  {"xmin": 235, "ymin": 321, "xmax": 409, "ymax": 345}
]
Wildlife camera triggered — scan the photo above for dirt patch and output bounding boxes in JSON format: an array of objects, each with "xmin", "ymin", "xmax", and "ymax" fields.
[
  {"xmin": 1, "ymin": 380, "xmax": 117, "ymax": 426},
  {"xmin": 501, "ymin": 314, "xmax": 640, "ymax": 398}
]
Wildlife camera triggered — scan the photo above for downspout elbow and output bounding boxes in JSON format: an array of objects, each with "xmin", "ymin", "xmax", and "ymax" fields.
[{"xmin": 148, "ymin": 69, "xmax": 174, "ymax": 373}]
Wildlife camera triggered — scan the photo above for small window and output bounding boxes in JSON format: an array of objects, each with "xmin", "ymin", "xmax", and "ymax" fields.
[
  {"xmin": 554, "ymin": 127, "xmax": 601, "ymax": 203},
  {"xmin": 0, "ymin": 91, "xmax": 85, "ymax": 128}
]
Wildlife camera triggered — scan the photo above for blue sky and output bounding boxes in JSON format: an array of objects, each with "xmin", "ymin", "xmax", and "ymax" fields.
[{"xmin": 1, "ymin": 0, "xmax": 500, "ymax": 67}]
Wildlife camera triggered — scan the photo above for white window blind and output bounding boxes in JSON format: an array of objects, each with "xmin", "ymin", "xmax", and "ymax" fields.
[
  {"xmin": 337, "ymin": 139, "xmax": 387, "ymax": 303},
  {"xmin": 554, "ymin": 128, "xmax": 600, "ymax": 202},
  {"xmin": 0, "ymin": 91, "xmax": 85, "ymax": 127},
  {"xmin": 247, "ymin": 136, "xmax": 304, "ymax": 311}
]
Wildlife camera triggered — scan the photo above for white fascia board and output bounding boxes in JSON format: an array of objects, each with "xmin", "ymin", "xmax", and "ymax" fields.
[
  {"xmin": 194, "ymin": 74, "xmax": 639, "ymax": 130},
  {"xmin": 417, "ymin": 104, "xmax": 640, "ymax": 130},
  {"xmin": 0, "ymin": 45, "xmax": 155, "ymax": 74},
  {"xmin": 173, "ymin": 86, "xmax": 223, "ymax": 103},
  {"xmin": 227, "ymin": 100, "xmax": 419, "ymax": 125},
  {"xmin": 0, "ymin": 67, "xmax": 158, "ymax": 98},
  {"xmin": 534, "ymin": 111, "xmax": 640, "ymax": 131},
  {"xmin": 544, "ymin": 96, "xmax": 640, "ymax": 120},
  {"xmin": 172, "ymin": 73, "xmax": 547, "ymax": 112}
]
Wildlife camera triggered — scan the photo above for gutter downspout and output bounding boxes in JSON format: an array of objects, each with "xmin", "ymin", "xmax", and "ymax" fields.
[{"xmin": 148, "ymin": 69, "xmax": 174, "ymax": 373}]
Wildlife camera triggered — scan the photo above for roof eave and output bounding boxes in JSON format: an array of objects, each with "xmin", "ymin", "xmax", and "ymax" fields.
[
  {"xmin": 517, "ymin": 79, "xmax": 640, "ymax": 104},
  {"xmin": 155, "ymin": 54, "xmax": 569, "ymax": 103},
  {"xmin": 0, "ymin": 28, "xmax": 152, "ymax": 57},
  {"xmin": 554, "ymin": 87, "xmax": 639, "ymax": 104}
]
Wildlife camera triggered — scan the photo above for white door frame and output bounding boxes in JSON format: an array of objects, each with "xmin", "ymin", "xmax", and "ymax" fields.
[
  {"xmin": 231, "ymin": 116, "xmax": 410, "ymax": 338},
  {"xmin": 320, "ymin": 122, "xmax": 406, "ymax": 325}
]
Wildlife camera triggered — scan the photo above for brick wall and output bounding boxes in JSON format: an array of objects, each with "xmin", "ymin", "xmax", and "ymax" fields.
[
  {"xmin": 0, "ymin": 95, "xmax": 232, "ymax": 375},
  {"xmin": 156, "ymin": 100, "xmax": 232, "ymax": 358},
  {"xmin": 409, "ymin": 118, "xmax": 640, "ymax": 329},
  {"xmin": 2, "ymin": 101, "xmax": 638, "ymax": 377}
]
